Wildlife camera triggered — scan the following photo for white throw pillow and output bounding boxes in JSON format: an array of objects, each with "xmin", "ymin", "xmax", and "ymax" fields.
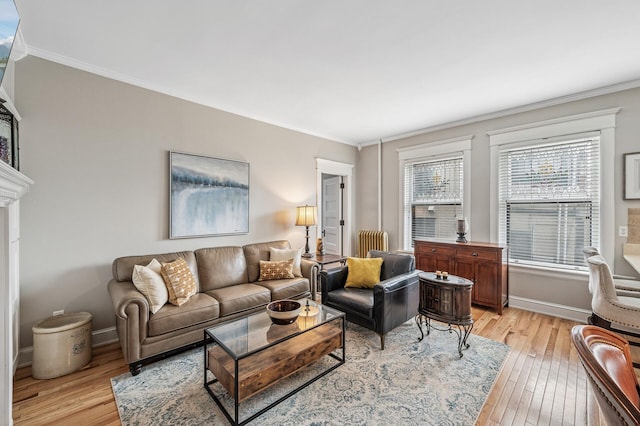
[
  {"xmin": 269, "ymin": 247, "xmax": 303, "ymax": 277},
  {"xmin": 132, "ymin": 258, "xmax": 169, "ymax": 313}
]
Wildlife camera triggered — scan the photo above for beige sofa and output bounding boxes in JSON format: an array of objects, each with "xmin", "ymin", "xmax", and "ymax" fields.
[{"xmin": 108, "ymin": 240, "xmax": 318, "ymax": 375}]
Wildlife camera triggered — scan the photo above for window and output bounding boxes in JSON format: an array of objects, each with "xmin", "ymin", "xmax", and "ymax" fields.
[
  {"xmin": 498, "ymin": 136, "xmax": 600, "ymax": 270},
  {"xmin": 403, "ymin": 156, "xmax": 463, "ymax": 247}
]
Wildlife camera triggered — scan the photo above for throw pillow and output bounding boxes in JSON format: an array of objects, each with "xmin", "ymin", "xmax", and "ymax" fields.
[
  {"xmin": 269, "ymin": 247, "xmax": 303, "ymax": 277},
  {"xmin": 132, "ymin": 259, "xmax": 169, "ymax": 314},
  {"xmin": 160, "ymin": 258, "xmax": 197, "ymax": 306},
  {"xmin": 344, "ymin": 257, "xmax": 384, "ymax": 289},
  {"xmin": 258, "ymin": 259, "xmax": 295, "ymax": 281}
]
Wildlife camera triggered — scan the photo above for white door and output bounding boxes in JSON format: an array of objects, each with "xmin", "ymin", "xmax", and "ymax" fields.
[{"xmin": 322, "ymin": 176, "xmax": 342, "ymax": 255}]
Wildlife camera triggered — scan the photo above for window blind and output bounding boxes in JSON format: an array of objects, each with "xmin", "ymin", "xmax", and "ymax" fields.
[
  {"xmin": 498, "ymin": 136, "xmax": 600, "ymax": 269},
  {"xmin": 403, "ymin": 156, "xmax": 463, "ymax": 248}
]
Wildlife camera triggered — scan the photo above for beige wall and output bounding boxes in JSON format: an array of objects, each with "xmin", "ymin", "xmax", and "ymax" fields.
[
  {"xmin": 15, "ymin": 56, "xmax": 357, "ymax": 347},
  {"xmin": 358, "ymin": 87, "xmax": 640, "ymax": 313}
]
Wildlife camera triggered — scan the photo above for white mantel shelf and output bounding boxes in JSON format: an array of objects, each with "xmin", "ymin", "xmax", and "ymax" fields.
[
  {"xmin": 1, "ymin": 159, "xmax": 32, "ymax": 426},
  {"xmin": 0, "ymin": 161, "xmax": 33, "ymax": 205}
]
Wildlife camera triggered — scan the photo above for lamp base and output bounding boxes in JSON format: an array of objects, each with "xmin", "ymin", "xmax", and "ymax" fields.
[
  {"xmin": 301, "ymin": 253, "xmax": 314, "ymax": 258},
  {"xmin": 456, "ymin": 232, "xmax": 468, "ymax": 243}
]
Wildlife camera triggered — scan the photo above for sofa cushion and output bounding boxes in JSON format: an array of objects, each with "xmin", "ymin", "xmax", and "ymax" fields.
[
  {"xmin": 206, "ymin": 284, "xmax": 271, "ymax": 317},
  {"xmin": 132, "ymin": 259, "xmax": 168, "ymax": 314},
  {"xmin": 243, "ymin": 240, "xmax": 291, "ymax": 282},
  {"xmin": 161, "ymin": 258, "xmax": 198, "ymax": 306},
  {"xmin": 258, "ymin": 259, "xmax": 295, "ymax": 281},
  {"xmin": 148, "ymin": 293, "xmax": 220, "ymax": 336},
  {"xmin": 195, "ymin": 246, "xmax": 248, "ymax": 291},
  {"xmin": 256, "ymin": 277, "xmax": 310, "ymax": 301},
  {"xmin": 326, "ymin": 288, "xmax": 374, "ymax": 318},
  {"xmin": 112, "ymin": 251, "xmax": 199, "ymax": 288},
  {"xmin": 344, "ymin": 257, "xmax": 383, "ymax": 288},
  {"xmin": 269, "ymin": 247, "xmax": 303, "ymax": 277}
]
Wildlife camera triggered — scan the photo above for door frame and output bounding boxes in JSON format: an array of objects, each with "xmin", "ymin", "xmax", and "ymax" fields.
[{"xmin": 316, "ymin": 158, "xmax": 354, "ymax": 257}]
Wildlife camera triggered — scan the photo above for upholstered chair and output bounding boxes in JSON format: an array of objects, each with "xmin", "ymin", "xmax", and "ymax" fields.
[
  {"xmin": 571, "ymin": 325, "xmax": 640, "ymax": 425},
  {"xmin": 320, "ymin": 250, "xmax": 420, "ymax": 350},
  {"xmin": 583, "ymin": 246, "xmax": 640, "ymax": 297},
  {"xmin": 586, "ymin": 255, "xmax": 640, "ymax": 349}
]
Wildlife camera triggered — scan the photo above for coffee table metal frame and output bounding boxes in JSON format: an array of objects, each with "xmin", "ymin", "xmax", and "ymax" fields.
[{"xmin": 203, "ymin": 300, "xmax": 345, "ymax": 426}]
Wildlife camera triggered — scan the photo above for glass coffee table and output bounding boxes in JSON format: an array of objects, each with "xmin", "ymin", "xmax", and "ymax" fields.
[{"xmin": 203, "ymin": 299, "xmax": 345, "ymax": 426}]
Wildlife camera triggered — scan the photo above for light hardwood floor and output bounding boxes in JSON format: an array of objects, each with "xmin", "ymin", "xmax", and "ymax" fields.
[{"xmin": 12, "ymin": 306, "xmax": 605, "ymax": 425}]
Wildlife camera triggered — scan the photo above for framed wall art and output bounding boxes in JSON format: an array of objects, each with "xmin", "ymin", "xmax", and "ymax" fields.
[
  {"xmin": 0, "ymin": 105, "xmax": 18, "ymax": 170},
  {"xmin": 624, "ymin": 152, "xmax": 640, "ymax": 200},
  {"xmin": 170, "ymin": 151, "xmax": 249, "ymax": 238}
]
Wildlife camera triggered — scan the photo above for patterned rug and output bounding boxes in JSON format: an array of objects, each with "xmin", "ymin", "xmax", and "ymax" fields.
[{"xmin": 111, "ymin": 320, "xmax": 509, "ymax": 425}]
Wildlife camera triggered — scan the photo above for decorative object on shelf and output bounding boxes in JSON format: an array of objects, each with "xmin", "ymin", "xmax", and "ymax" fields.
[
  {"xmin": 456, "ymin": 217, "xmax": 469, "ymax": 243},
  {"xmin": 295, "ymin": 204, "xmax": 317, "ymax": 258},
  {"xmin": 624, "ymin": 152, "xmax": 640, "ymax": 200},
  {"xmin": 266, "ymin": 300, "xmax": 302, "ymax": 325},
  {"xmin": 169, "ymin": 152, "xmax": 249, "ymax": 239},
  {"xmin": 435, "ymin": 271, "xmax": 450, "ymax": 280},
  {"xmin": 316, "ymin": 237, "xmax": 325, "ymax": 256}
]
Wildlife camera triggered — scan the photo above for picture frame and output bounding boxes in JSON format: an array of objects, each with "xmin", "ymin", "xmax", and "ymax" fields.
[
  {"xmin": 624, "ymin": 152, "xmax": 640, "ymax": 200},
  {"xmin": 0, "ymin": 105, "xmax": 18, "ymax": 170},
  {"xmin": 169, "ymin": 151, "xmax": 249, "ymax": 239}
]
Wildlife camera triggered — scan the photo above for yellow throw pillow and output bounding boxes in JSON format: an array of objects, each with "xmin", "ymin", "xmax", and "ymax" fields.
[
  {"xmin": 160, "ymin": 258, "xmax": 197, "ymax": 306},
  {"xmin": 344, "ymin": 257, "xmax": 384, "ymax": 288},
  {"xmin": 258, "ymin": 259, "xmax": 295, "ymax": 281}
]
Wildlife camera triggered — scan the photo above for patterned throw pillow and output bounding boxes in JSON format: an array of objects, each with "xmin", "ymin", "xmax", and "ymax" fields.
[
  {"xmin": 344, "ymin": 257, "xmax": 384, "ymax": 288},
  {"xmin": 132, "ymin": 258, "xmax": 169, "ymax": 313},
  {"xmin": 258, "ymin": 259, "xmax": 295, "ymax": 281},
  {"xmin": 160, "ymin": 258, "xmax": 197, "ymax": 306}
]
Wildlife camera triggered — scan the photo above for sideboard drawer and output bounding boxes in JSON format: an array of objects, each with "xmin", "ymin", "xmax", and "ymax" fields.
[
  {"xmin": 455, "ymin": 246, "xmax": 499, "ymax": 261},
  {"xmin": 415, "ymin": 244, "xmax": 455, "ymax": 257}
]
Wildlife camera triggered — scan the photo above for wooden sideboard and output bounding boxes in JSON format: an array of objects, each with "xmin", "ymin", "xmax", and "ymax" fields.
[{"xmin": 414, "ymin": 239, "xmax": 509, "ymax": 314}]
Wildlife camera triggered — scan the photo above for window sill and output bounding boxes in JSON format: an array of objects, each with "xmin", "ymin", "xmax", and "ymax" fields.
[{"xmin": 508, "ymin": 262, "xmax": 588, "ymax": 281}]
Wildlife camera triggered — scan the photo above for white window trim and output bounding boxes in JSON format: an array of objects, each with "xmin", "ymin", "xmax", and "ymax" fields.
[
  {"xmin": 398, "ymin": 135, "xmax": 473, "ymax": 251},
  {"xmin": 488, "ymin": 107, "xmax": 620, "ymax": 266}
]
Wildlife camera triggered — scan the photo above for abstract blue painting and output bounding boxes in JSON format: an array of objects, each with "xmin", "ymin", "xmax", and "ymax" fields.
[{"xmin": 170, "ymin": 152, "xmax": 249, "ymax": 238}]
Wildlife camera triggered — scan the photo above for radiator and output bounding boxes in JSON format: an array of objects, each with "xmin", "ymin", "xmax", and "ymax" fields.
[{"xmin": 358, "ymin": 230, "xmax": 389, "ymax": 257}]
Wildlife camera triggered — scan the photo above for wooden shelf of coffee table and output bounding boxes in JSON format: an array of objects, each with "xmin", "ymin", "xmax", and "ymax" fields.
[{"xmin": 207, "ymin": 322, "xmax": 342, "ymax": 402}]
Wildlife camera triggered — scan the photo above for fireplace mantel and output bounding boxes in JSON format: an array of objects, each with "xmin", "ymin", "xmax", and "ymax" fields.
[
  {"xmin": 0, "ymin": 161, "xmax": 32, "ymax": 205},
  {"xmin": 0, "ymin": 160, "xmax": 33, "ymax": 425}
]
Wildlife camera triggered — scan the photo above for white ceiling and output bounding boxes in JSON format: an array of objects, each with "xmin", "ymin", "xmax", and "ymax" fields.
[{"xmin": 13, "ymin": 1, "xmax": 640, "ymax": 145}]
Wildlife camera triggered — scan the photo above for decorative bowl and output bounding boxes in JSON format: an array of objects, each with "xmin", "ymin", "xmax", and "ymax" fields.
[{"xmin": 266, "ymin": 300, "xmax": 302, "ymax": 325}]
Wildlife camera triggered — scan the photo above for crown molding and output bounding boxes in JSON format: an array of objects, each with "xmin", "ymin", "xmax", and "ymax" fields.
[{"xmin": 360, "ymin": 79, "xmax": 640, "ymax": 147}]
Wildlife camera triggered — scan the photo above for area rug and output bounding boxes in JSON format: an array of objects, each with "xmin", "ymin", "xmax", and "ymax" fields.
[{"xmin": 111, "ymin": 321, "xmax": 509, "ymax": 425}]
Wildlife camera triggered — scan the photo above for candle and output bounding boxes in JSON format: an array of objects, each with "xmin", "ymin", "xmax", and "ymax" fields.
[{"xmin": 457, "ymin": 218, "xmax": 466, "ymax": 233}]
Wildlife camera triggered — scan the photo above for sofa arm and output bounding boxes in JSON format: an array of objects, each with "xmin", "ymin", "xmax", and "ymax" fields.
[
  {"xmin": 300, "ymin": 258, "xmax": 320, "ymax": 296},
  {"xmin": 373, "ymin": 270, "xmax": 420, "ymax": 335},
  {"xmin": 107, "ymin": 279, "xmax": 150, "ymax": 363}
]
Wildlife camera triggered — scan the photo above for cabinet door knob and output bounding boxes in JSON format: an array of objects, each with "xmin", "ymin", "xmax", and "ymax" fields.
[
  {"xmin": 472, "ymin": 252, "xmax": 478, "ymax": 256},
  {"xmin": 431, "ymin": 248, "xmax": 437, "ymax": 253}
]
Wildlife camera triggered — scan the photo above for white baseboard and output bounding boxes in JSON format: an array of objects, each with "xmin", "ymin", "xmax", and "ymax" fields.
[
  {"xmin": 509, "ymin": 296, "xmax": 591, "ymax": 323},
  {"xmin": 17, "ymin": 326, "xmax": 119, "ymax": 368}
]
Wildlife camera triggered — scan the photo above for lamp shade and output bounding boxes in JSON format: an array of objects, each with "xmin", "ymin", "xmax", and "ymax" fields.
[{"xmin": 295, "ymin": 205, "xmax": 317, "ymax": 227}]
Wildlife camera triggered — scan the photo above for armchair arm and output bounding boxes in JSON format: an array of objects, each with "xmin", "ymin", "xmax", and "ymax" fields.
[
  {"xmin": 107, "ymin": 279, "xmax": 150, "ymax": 363},
  {"xmin": 320, "ymin": 266, "xmax": 349, "ymax": 304},
  {"xmin": 373, "ymin": 270, "xmax": 420, "ymax": 335}
]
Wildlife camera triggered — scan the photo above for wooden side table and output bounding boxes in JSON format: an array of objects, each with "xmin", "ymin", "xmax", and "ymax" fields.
[{"xmin": 415, "ymin": 272, "xmax": 474, "ymax": 357}]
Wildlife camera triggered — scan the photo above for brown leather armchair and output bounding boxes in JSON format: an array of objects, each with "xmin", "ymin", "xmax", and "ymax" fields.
[
  {"xmin": 320, "ymin": 250, "xmax": 420, "ymax": 349},
  {"xmin": 571, "ymin": 325, "xmax": 640, "ymax": 425}
]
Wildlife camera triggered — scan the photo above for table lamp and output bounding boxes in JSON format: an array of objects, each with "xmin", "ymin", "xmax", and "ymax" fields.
[{"xmin": 295, "ymin": 205, "xmax": 317, "ymax": 258}]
